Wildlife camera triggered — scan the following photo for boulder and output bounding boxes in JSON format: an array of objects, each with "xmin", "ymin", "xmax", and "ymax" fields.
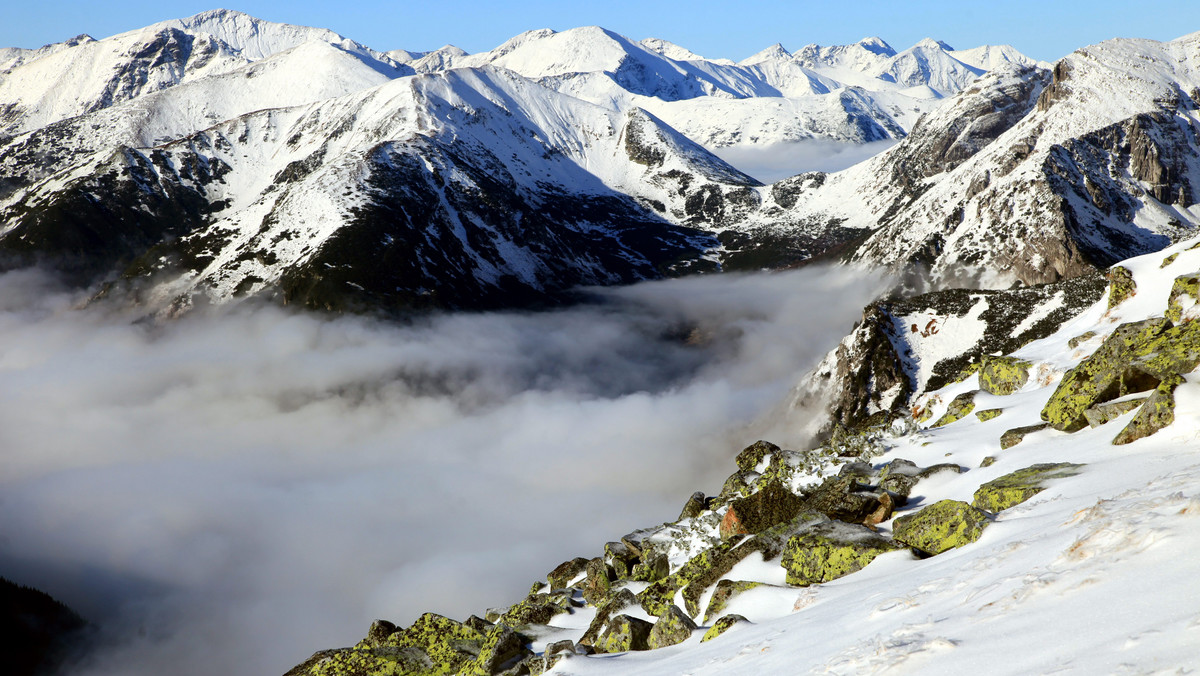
[
  {"xmin": 604, "ymin": 541, "xmax": 639, "ymax": 579},
  {"xmin": 972, "ymin": 462, "xmax": 1086, "ymax": 512},
  {"xmin": 718, "ymin": 469, "xmax": 761, "ymax": 500},
  {"xmin": 1083, "ymin": 398, "xmax": 1145, "ymax": 428},
  {"xmin": 892, "ymin": 500, "xmax": 990, "ymax": 555},
  {"xmin": 724, "ymin": 479, "xmax": 805, "ymax": 535},
  {"xmin": 1166, "ymin": 273, "xmax": 1200, "ymax": 323},
  {"xmin": 932, "ymin": 391, "xmax": 977, "ymax": 427},
  {"xmin": 581, "ymin": 557, "xmax": 612, "ymax": 605},
  {"xmin": 677, "ymin": 491, "xmax": 707, "ymax": 520},
  {"xmin": 701, "ymin": 614, "xmax": 750, "ymax": 643},
  {"xmin": 469, "ymin": 623, "xmax": 530, "ymax": 676},
  {"xmin": 578, "ymin": 589, "xmax": 638, "ymax": 647},
  {"xmin": 780, "ymin": 521, "xmax": 903, "ymax": 586},
  {"xmin": 999, "ymin": 422, "xmax": 1050, "ymax": 449},
  {"xmin": 631, "ymin": 551, "xmax": 670, "ymax": 583},
  {"xmin": 493, "ymin": 592, "xmax": 571, "ymax": 627},
  {"xmin": 979, "ymin": 355, "xmax": 1031, "ymax": 395},
  {"xmin": 595, "ymin": 614, "xmax": 653, "ymax": 653},
  {"xmin": 802, "ymin": 475, "xmax": 887, "ymax": 524},
  {"xmin": 718, "ymin": 508, "xmax": 749, "ymax": 540},
  {"xmin": 648, "ymin": 605, "xmax": 697, "ymax": 649},
  {"xmin": 1106, "ymin": 265, "xmax": 1136, "ymax": 310},
  {"xmin": 546, "ymin": 557, "xmax": 590, "ymax": 590},
  {"xmin": 1041, "ymin": 318, "xmax": 1185, "ymax": 432},
  {"xmin": 735, "ymin": 440, "xmax": 779, "ymax": 471},
  {"xmin": 975, "ymin": 408, "xmax": 1004, "ymax": 422},
  {"xmin": 702, "ymin": 580, "xmax": 761, "ymax": 624},
  {"xmin": 1113, "ymin": 374, "xmax": 1184, "ymax": 445}
]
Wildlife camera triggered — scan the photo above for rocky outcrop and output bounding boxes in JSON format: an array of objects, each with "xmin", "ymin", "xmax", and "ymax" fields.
[{"xmin": 972, "ymin": 463, "xmax": 1086, "ymax": 512}]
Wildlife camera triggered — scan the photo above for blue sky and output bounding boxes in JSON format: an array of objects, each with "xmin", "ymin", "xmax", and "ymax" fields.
[{"xmin": 6, "ymin": 1, "xmax": 1200, "ymax": 62}]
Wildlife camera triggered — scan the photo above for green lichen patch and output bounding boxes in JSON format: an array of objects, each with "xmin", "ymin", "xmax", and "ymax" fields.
[
  {"xmin": 701, "ymin": 614, "xmax": 750, "ymax": 643},
  {"xmin": 307, "ymin": 613, "xmax": 488, "ymax": 676},
  {"xmin": 735, "ymin": 440, "xmax": 779, "ymax": 472},
  {"xmin": 999, "ymin": 423, "xmax": 1050, "ymax": 449},
  {"xmin": 595, "ymin": 614, "xmax": 652, "ymax": 654},
  {"xmin": 892, "ymin": 500, "xmax": 990, "ymax": 556},
  {"xmin": 1166, "ymin": 274, "xmax": 1200, "ymax": 324},
  {"xmin": 1106, "ymin": 265, "xmax": 1136, "ymax": 310},
  {"xmin": 932, "ymin": 391, "xmax": 977, "ymax": 427},
  {"xmin": 979, "ymin": 356, "xmax": 1031, "ymax": 396},
  {"xmin": 1113, "ymin": 374, "xmax": 1184, "ymax": 445},
  {"xmin": 975, "ymin": 408, "xmax": 1004, "ymax": 422},
  {"xmin": 1161, "ymin": 252, "xmax": 1180, "ymax": 268},
  {"xmin": 1083, "ymin": 398, "xmax": 1146, "ymax": 427},
  {"xmin": 300, "ymin": 645, "xmax": 435, "ymax": 676},
  {"xmin": 971, "ymin": 463, "xmax": 1086, "ymax": 512},
  {"xmin": 702, "ymin": 580, "xmax": 761, "ymax": 624},
  {"xmin": 780, "ymin": 521, "xmax": 903, "ymax": 586},
  {"xmin": 648, "ymin": 605, "xmax": 697, "ymax": 650}
]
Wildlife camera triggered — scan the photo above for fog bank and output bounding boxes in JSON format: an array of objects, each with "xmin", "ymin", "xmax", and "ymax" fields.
[
  {"xmin": 714, "ymin": 138, "xmax": 898, "ymax": 183},
  {"xmin": 0, "ymin": 265, "xmax": 885, "ymax": 675}
]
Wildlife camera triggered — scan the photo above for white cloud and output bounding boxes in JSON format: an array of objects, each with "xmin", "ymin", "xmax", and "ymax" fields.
[
  {"xmin": 0, "ymin": 265, "xmax": 886, "ymax": 675},
  {"xmin": 714, "ymin": 139, "xmax": 898, "ymax": 183}
]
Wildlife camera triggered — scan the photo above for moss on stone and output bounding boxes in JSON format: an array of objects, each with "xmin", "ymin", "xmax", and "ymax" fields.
[
  {"xmin": 971, "ymin": 463, "xmax": 1085, "ymax": 512},
  {"xmin": 1113, "ymin": 374, "xmax": 1184, "ymax": 445},
  {"xmin": 701, "ymin": 614, "xmax": 750, "ymax": 643},
  {"xmin": 979, "ymin": 356, "xmax": 1031, "ymax": 396},
  {"xmin": 595, "ymin": 614, "xmax": 652, "ymax": 654},
  {"xmin": 702, "ymin": 580, "xmax": 761, "ymax": 624},
  {"xmin": 892, "ymin": 500, "xmax": 990, "ymax": 555},
  {"xmin": 932, "ymin": 391, "xmax": 977, "ymax": 427},
  {"xmin": 999, "ymin": 423, "xmax": 1050, "ymax": 449},
  {"xmin": 975, "ymin": 408, "xmax": 1004, "ymax": 422},
  {"xmin": 647, "ymin": 605, "xmax": 697, "ymax": 650},
  {"xmin": 1106, "ymin": 265, "xmax": 1136, "ymax": 310},
  {"xmin": 780, "ymin": 521, "xmax": 902, "ymax": 586},
  {"xmin": 1166, "ymin": 274, "xmax": 1200, "ymax": 324}
]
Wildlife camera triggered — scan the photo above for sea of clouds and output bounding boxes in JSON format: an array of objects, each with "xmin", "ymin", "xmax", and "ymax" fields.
[{"xmin": 0, "ymin": 264, "xmax": 885, "ymax": 675}]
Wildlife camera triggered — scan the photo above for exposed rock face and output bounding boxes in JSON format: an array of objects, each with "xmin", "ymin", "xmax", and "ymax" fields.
[
  {"xmin": 780, "ymin": 521, "xmax": 903, "ymax": 585},
  {"xmin": 972, "ymin": 463, "xmax": 1086, "ymax": 512},
  {"xmin": 892, "ymin": 500, "xmax": 990, "ymax": 555}
]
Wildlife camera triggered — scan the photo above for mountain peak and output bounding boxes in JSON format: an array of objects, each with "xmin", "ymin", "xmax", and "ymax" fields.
[
  {"xmin": 914, "ymin": 37, "xmax": 954, "ymax": 51},
  {"xmin": 741, "ymin": 42, "xmax": 791, "ymax": 65},
  {"xmin": 858, "ymin": 36, "xmax": 895, "ymax": 56}
]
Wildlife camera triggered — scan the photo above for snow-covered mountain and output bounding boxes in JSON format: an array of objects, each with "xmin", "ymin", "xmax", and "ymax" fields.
[
  {"xmin": 729, "ymin": 32, "xmax": 1200, "ymax": 289},
  {"xmin": 0, "ymin": 10, "xmax": 1033, "ymax": 312}
]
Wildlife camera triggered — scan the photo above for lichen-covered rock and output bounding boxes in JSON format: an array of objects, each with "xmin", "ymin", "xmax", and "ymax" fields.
[
  {"xmin": 972, "ymin": 463, "xmax": 1086, "ymax": 512},
  {"xmin": 578, "ymin": 589, "xmax": 638, "ymax": 647},
  {"xmin": 893, "ymin": 500, "xmax": 990, "ymax": 555},
  {"xmin": 648, "ymin": 604, "xmax": 697, "ymax": 649},
  {"xmin": 701, "ymin": 614, "xmax": 750, "ymax": 642},
  {"xmin": 1106, "ymin": 265, "xmax": 1136, "ymax": 309},
  {"xmin": 718, "ymin": 508, "xmax": 749, "ymax": 540},
  {"xmin": 1166, "ymin": 273, "xmax": 1200, "ymax": 324},
  {"xmin": 581, "ymin": 557, "xmax": 612, "ymax": 605},
  {"xmin": 1113, "ymin": 374, "xmax": 1184, "ymax": 445},
  {"xmin": 468, "ymin": 624, "xmax": 531, "ymax": 676},
  {"xmin": 546, "ymin": 557, "xmax": 590, "ymax": 590},
  {"xmin": 604, "ymin": 542, "xmax": 639, "ymax": 579},
  {"xmin": 718, "ymin": 469, "xmax": 761, "ymax": 500},
  {"xmin": 677, "ymin": 491, "xmax": 707, "ymax": 521},
  {"xmin": 979, "ymin": 456, "xmax": 997, "ymax": 468},
  {"xmin": 1040, "ymin": 318, "xmax": 1175, "ymax": 431},
  {"xmin": 290, "ymin": 612, "xmax": 495, "ymax": 676},
  {"xmin": 1161, "ymin": 252, "xmax": 1180, "ymax": 268},
  {"xmin": 631, "ymin": 551, "xmax": 670, "ymax": 583},
  {"xmin": 295, "ymin": 645, "xmax": 435, "ymax": 676},
  {"xmin": 493, "ymin": 592, "xmax": 571, "ymax": 627},
  {"xmin": 735, "ymin": 440, "xmax": 779, "ymax": 472},
  {"xmin": 702, "ymin": 580, "xmax": 761, "ymax": 624},
  {"xmin": 975, "ymin": 408, "xmax": 1004, "ymax": 422},
  {"xmin": 780, "ymin": 521, "xmax": 903, "ymax": 585},
  {"xmin": 595, "ymin": 614, "xmax": 652, "ymax": 653},
  {"xmin": 801, "ymin": 475, "xmax": 887, "ymax": 523},
  {"xmin": 999, "ymin": 422, "xmax": 1050, "ymax": 449},
  {"xmin": 724, "ymin": 479, "xmax": 805, "ymax": 535},
  {"xmin": 979, "ymin": 356, "xmax": 1031, "ymax": 395},
  {"xmin": 932, "ymin": 391, "xmax": 977, "ymax": 427},
  {"xmin": 1083, "ymin": 398, "xmax": 1145, "ymax": 427}
]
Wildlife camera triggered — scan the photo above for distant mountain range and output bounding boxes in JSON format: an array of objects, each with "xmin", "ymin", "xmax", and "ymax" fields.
[{"xmin": 2, "ymin": 10, "xmax": 1197, "ymax": 314}]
